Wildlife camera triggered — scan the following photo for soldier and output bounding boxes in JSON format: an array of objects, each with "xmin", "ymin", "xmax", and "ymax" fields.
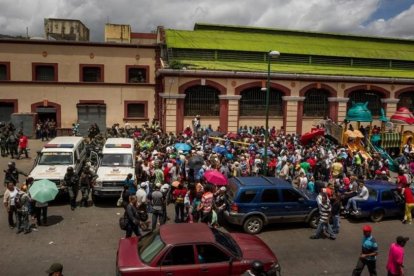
[
  {"xmin": 3, "ymin": 161, "xmax": 27, "ymax": 186},
  {"xmin": 0, "ymin": 130, "xmax": 8, "ymax": 157},
  {"xmin": 79, "ymin": 166, "xmax": 96, "ymax": 207},
  {"xmin": 6, "ymin": 132, "xmax": 18, "ymax": 159},
  {"xmin": 63, "ymin": 167, "xmax": 79, "ymax": 210}
]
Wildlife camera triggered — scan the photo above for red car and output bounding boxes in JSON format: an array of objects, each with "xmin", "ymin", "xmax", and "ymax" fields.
[{"xmin": 117, "ymin": 223, "xmax": 281, "ymax": 276}]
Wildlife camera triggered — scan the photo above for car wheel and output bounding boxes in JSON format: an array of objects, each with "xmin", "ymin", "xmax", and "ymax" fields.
[
  {"xmin": 308, "ymin": 211, "xmax": 319, "ymax": 229},
  {"xmin": 243, "ymin": 216, "xmax": 263, "ymax": 234},
  {"xmin": 370, "ymin": 209, "xmax": 384, "ymax": 222}
]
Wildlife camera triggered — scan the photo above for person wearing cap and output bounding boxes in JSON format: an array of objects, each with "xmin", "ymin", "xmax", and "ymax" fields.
[
  {"xmin": 135, "ymin": 182, "xmax": 148, "ymax": 209},
  {"xmin": 386, "ymin": 236, "xmax": 409, "ymax": 276},
  {"xmin": 46, "ymin": 262, "xmax": 63, "ymax": 275},
  {"xmin": 3, "ymin": 161, "xmax": 27, "ymax": 186},
  {"xmin": 352, "ymin": 225, "xmax": 378, "ymax": 276},
  {"xmin": 151, "ymin": 183, "xmax": 165, "ymax": 231},
  {"xmin": 63, "ymin": 167, "xmax": 79, "ymax": 210}
]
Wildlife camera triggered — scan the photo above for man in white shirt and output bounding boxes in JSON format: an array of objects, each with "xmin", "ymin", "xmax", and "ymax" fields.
[
  {"xmin": 136, "ymin": 182, "xmax": 148, "ymax": 208},
  {"xmin": 345, "ymin": 180, "xmax": 369, "ymax": 215},
  {"xmin": 3, "ymin": 182, "xmax": 18, "ymax": 228}
]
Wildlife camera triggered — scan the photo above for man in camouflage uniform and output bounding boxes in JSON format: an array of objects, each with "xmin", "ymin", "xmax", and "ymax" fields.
[
  {"xmin": 0, "ymin": 130, "xmax": 8, "ymax": 157},
  {"xmin": 63, "ymin": 167, "xmax": 79, "ymax": 210},
  {"xmin": 79, "ymin": 166, "xmax": 97, "ymax": 207},
  {"xmin": 6, "ymin": 132, "xmax": 18, "ymax": 159},
  {"xmin": 3, "ymin": 161, "xmax": 27, "ymax": 186}
]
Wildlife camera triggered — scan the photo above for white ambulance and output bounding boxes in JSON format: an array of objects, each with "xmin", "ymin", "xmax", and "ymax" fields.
[
  {"xmin": 93, "ymin": 138, "xmax": 135, "ymax": 198},
  {"xmin": 29, "ymin": 136, "xmax": 87, "ymax": 190}
]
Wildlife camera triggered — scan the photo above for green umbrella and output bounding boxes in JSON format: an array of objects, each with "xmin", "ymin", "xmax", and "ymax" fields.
[{"xmin": 29, "ymin": 179, "xmax": 59, "ymax": 203}]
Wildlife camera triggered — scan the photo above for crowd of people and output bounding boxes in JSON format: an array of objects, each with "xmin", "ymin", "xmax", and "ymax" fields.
[{"xmin": 3, "ymin": 115, "xmax": 414, "ymax": 275}]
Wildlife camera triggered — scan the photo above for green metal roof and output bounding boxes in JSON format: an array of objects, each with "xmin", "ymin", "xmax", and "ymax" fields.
[{"xmin": 165, "ymin": 23, "xmax": 414, "ymax": 61}]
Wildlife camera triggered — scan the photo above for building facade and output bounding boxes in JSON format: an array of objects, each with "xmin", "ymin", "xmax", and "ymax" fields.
[{"xmin": 44, "ymin": 18, "xmax": 90, "ymax": 41}]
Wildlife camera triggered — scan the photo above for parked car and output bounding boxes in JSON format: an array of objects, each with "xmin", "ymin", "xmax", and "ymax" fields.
[
  {"xmin": 224, "ymin": 176, "xmax": 319, "ymax": 234},
  {"xmin": 116, "ymin": 223, "xmax": 281, "ymax": 276},
  {"xmin": 347, "ymin": 180, "xmax": 408, "ymax": 222}
]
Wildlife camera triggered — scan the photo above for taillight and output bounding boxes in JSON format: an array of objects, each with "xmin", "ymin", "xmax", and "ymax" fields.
[{"xmin": 231, "ymin": 202, "xmax": 238, "ymax": 213}]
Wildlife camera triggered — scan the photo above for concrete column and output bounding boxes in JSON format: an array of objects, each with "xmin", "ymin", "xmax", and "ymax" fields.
[
  {"xmin": 159, "ymin": 93, "xmax": 185, "ymax": 133},
  {"xmin": 381, "ymin": 98, "xmax": 400, "ymax": 116},
  {"xmin": 219, "ymin": 95, "xmax": 241, "ymax": 133},
  {"xmin": 328, "ymin": 97, "xmax": 349, "ymax": 123},
  {"xmin": 282, "ymin": 96, "xmax": 305, "ymax": 134}
]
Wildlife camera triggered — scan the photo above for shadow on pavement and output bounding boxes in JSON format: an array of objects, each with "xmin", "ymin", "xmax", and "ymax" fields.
[{"xmin": 45, "ymin": 215, "xmax": 64, "ymax": 226}]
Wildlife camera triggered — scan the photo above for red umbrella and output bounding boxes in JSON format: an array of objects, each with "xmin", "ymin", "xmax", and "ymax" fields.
[
  {"xmin": 227, "ymin": 132, "xmax": 238, "ymax": 139},
  {"xmin": 204, "ymin": 170, "xmax": 228, "ymax": 186}
]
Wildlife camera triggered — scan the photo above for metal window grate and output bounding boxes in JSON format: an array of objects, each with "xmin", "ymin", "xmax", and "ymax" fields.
[
  {"xmin": 82, "ymin": 67, "xmax": 101, "ymax": 82},
  {"xmin": 184, "ymin": 85, "xmax": 220, "ymax": 116},
  {"xmin": 35, "ymin": 65, "xmax": 55, "ymax": 81},
  {"xmin": 127, "ymin": 103, "xmax": 145, "ymax": 117},
  {"xmin": 348, "ymin": 90, "xmax": 382, "ymax": 116},
  {"xmin": 0, "ymin": 65, "xmax": 6, "ymax": 80},
  {"xmin": 303, "ymin": 89, "xmax": 330, "ymax": 117},
  {"xmin": 239, "ymin": 87, "xmax": 283, "ymax": 116},
  {"xmin": 398, "ymin": 91, "xmax": 414, "ymax": 113}
]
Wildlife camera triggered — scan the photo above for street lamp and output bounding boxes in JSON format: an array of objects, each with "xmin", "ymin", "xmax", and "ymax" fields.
[{"xmin": 263, "ymin": 50, "xmax": 280, "ymax": 176}]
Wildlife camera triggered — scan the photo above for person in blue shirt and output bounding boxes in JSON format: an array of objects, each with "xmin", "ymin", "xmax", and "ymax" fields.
[
  {"xmin": 352, "ymin": 224, "xmax": 378, "ymax": 276},
  {"xmin": 124, "ymin": 173, "xmax": 136, "ymax": 194},
  {"xmin": 307, "ymin": 176, "xmax": 315, "ymax": 193}
]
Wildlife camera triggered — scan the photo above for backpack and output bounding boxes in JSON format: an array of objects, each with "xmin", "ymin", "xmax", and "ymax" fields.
[
  {"xmin": 14, "ymin": 192, "xmax": 22, "ymax": 209},
  {"xmin": 119, "ymin": 212, "xmax": 128, "ymax": 230}
]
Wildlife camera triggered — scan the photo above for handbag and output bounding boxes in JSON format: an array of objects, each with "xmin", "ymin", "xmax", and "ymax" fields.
[
  {"xmin": 116, "ymin": 192, "xmax": 123, "ymax": 207},
  {"xmin": 119, "ymin": 213, "xmax": 128, "ymax": 230}
]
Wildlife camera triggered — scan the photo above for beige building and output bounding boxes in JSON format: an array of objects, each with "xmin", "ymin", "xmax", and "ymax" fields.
[
  {"xmin": 44, "ymin": 18, "xmax": 90, "ymax": 41},
  {"xmin": 0, "ymin": 39, "xmax": 158, "ymax": 135}
]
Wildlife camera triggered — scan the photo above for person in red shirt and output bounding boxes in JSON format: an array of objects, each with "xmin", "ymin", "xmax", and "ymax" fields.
[
  {"xmin": 397, "ymin": 171, "xmax": 408, "ymax": 189},
  {"xmin": 401, "ymin": 186, "xmax": 414, "ymax": 224},
  {"xmin": 172, "ymin": 183, "xmax": 187, "ymax": 223},
  {"xmin": 17, "ymin": 132, "xmax": 28, "ymax": 160},
  {"xmin": 386, "ymin": 236, "xmax": 409, "ymax": 276}
]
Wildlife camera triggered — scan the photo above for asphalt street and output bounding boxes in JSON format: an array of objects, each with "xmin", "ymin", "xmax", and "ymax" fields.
[{"xmin": 0, "ymin": 139, "xmax": 413, "ymax": 276}]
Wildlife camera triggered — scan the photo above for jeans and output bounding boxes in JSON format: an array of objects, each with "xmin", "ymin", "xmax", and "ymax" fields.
[
  {"xmin": 68, "ymin": 186, "xmax": 78, "ymax": 208},
  {"xmin": 314, "ymin": 221, "xmax": 336, "ymax": 239},
  {"xmin": 17, "ymin": 211, "xmax": 30, "ymax": 232},
  {"xmin": 152, "ymin": 209, "xmax": 164, "ymax": 230},
  {"xmin": 35, "ymin": 206, "xmax": 48, "ymax": 225},
  {"xmin": 8, "ymin": 205, "xmax": 17, "ymax": 226},
  {"xmin": 346, "ymin": 197, "xmax": 366, "ymax": 211},
  {"xmin": 332, "ymin": 214, "xmax": 340, "ymax": 233},
  {"xmin": 352, "ymin": 258, "xmax": 377, "ymax": 276},
  {"xmin": 175, "ymin": 203, "xmax": 185, "ymax": 222},
  {"xmin": 126, "ymin": 221, "xmax": 140, "ymax": 238}
]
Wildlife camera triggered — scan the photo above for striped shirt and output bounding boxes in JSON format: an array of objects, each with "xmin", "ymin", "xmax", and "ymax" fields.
[{"xmin": 319, "ymin": 201, "xmax": 331, "ymax": 223}]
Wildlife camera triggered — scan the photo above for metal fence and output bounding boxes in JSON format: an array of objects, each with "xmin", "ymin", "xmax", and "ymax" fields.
[
  {"xmin": 303, "ymin": 89, "xmax": 329, "ymax": 117},
  {"xmin": 239, "ymin": 87, "xmax": 283, "ymax": 116},
  {"xmin": 184, "ymin": 85, "xmax": 220, "ymax": 116}
]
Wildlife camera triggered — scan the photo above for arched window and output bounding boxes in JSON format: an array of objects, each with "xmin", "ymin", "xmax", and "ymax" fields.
[
  {"xmin": 184, "ymin": 85, "xmax": 220, "ymax": 116},
  {"xmin": 239, "ymin": 87, "xmax": 283, "ymax": 116},
  {"xmin": 398, "ymin": 91, "xmax": 414, "ymax": 112},
  {"xmin": 347, "ymin": 90, "xmax": 383, "ymax": 116},
  {"xmin": 303, "ymin": 89, "xmax": 330, "ymax": 117}
]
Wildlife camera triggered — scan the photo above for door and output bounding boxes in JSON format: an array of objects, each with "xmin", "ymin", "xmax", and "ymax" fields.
[
  {"xmin": 159, "ymin": 245, "xmax": 199, "ymax": 276},
  {"xmin": 36, "ymin": 106, "xmax": 56, "ymax": 123},
  {"xmin": 196, "ymin": 244, "xmax": 231, "ymax": 275},
  {"xmin": 259, "ymin": 189, "xmax": 284, "ymax": 223},
  {"xmin": 0, "ymin": 102, "xmax": 15, "ymax": 122},
  {"xmin": 280, "ymin": 189, "xmax": 310, "ymax": 222},
  {"xmin": 77, "ymin": 104, "xmax": 106, "ymax": 136}
]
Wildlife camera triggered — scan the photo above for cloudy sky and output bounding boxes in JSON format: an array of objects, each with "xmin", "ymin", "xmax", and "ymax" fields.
[{"xmin": 0, "ymin": 0, "xmax": 414, "ymax": 41}]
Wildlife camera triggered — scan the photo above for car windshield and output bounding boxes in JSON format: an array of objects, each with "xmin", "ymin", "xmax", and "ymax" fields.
[
  {"xmin": 138, "ymin": 230, "xmax": 166, "ymax": 264},
  {"xmin": 38, "ymin": 152, "xmax": 73, "ymax": 165},
  {"xmin": 211, "ymin": 227, "xmax": 242, "ymax": 258},
  {"xmin": 101, "ymin": 154, "xmax": 133, "ymax": 167}
]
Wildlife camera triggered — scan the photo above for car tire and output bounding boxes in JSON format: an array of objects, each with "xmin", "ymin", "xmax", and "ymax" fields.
[
  {"xmin": 370, "ymin": 209, "xmax": 384, "ymax": 222},
  {"xmin": 308, "ymin": 211, "xmax": 319, "ymax": 229},
  {"xmin": 243, "ymin": 216, "xmax": 263, "ymax": 234}
]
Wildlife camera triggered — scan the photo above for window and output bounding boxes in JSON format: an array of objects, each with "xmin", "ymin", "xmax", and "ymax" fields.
[
  {"xmin": 184, "ymin": 85, "xmax": 220, "ymax": 116},
  {"xmin": 80, "ymin": 64, "xmax": 103, "ymax": 82},
  {"xmin": 139, "ymin": 231, "xmax": 166, "ymax": 264},
  {"xmin": 239, "ymin": 87, "xmax": 283, "ymax": 116},
  {"xmin": 261, "ymin": 189, "xmax": 280, "ymax": 203},
  {"xmin": 211, "ymin": 228, "xmax": 241, "ymax": 258},
  {"xmin": 125, "ymin": 101, "xmax": 147, "ymax": 118},
  {"xmin": 398, "ymin": 91, "xmax": 414, "ymax": 113},
  {"xmin": 196, "ymin": 245, "xmax": 229, "ymax": 263},
  {"xmin": 381, "ymin": 190, "xmax": 394, "ymax": 201},
  {"xmin": 126, "ymin": 66, "xmax": 148, "ymax": 83},
  {"xmin": 303, "ymin": 89, "xmax": 330, "ymax": 117},
  {"xmin": 281, "ymin": 189, "xmax": 301, "ymax": 202},
  {"xmin": 0, "ymin": 62, "xmax": 10, "ymax": 80},
  {"xmin": 348, "ymin": 90, "xmax": 383, "ymax": 116},
  {"xmin": 238, "ymin": 190, "xmax": 257, "ymax": 203},
  {"xmin": 161, "ymin": 245, "xmax": 195, "ymax": 266},
  {"xmin": 33, "ymin": 64, "xmax": 57, "ymax": 81}
]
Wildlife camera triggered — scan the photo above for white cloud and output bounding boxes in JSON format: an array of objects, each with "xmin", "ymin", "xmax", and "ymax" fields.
[{"xmin": 0, "ymin": 0, "xmax": 413, "ymax": 41}]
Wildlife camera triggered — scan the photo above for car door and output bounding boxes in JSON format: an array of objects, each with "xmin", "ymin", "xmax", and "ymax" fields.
[
  {"xmin": 159, "ymin": 245, "xmax": 200, "ymax": 276},
  {"xmin": 381, "ymin": 189, "xmax": 402, "ymax": 217},
  {"xmin": 258, "ymin": 189, "xmax": 283, "ymax": 223},
  {"xmin": 196, "ymin": 244, "xmax": 231, "ymax": 275},
  {"xmin": 280, "ymin": 188, "xmax": 309, "ymax": 222}
]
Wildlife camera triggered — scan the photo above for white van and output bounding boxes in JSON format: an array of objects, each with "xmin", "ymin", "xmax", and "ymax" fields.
[
  {"xmin": 29, "ymin": 136, "xmax": 87, "ymax": 189},
  {"xmin": 93, "ymin": 138, "xmax": 135, "ymax": 198}
]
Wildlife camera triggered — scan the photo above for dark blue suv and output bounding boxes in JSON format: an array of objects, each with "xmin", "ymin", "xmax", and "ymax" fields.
[{"xmin": 224, "ymin": 177, "xmax": 319, "ymax": 234}]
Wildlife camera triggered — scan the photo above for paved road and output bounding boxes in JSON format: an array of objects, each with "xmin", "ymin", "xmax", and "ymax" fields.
[{"xmin": 0, "ymin": 139, "xmax": 413, "ymax": 275}]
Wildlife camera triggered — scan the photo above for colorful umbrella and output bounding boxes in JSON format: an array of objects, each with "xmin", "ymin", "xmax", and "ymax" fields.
[
  {"xmin": 213, "ymin": 146, "xmax": 228, "ymax": 155},
  {"xmin": 204, "ymin": 170, "xmax": 227, "ymax": 186},
  {"xmin": 227, "ymin": 132, "xmax": 239, "ymax": 139},
  {"xmin": 29, "ymin": 179, "xmax": 59, "ymax": 203},
  {"xmin": 174, "ymin": 143, "xmax": 192, "ymax": 152},
  {"xmin": 188, "ymin": 155, "xmax": 204, "ymax": 169}
]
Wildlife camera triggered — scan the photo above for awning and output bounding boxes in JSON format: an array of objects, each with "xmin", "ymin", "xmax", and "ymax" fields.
[{"xmin": 381, "ymin": 133, "xmax": 401, "ymax": 149}]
